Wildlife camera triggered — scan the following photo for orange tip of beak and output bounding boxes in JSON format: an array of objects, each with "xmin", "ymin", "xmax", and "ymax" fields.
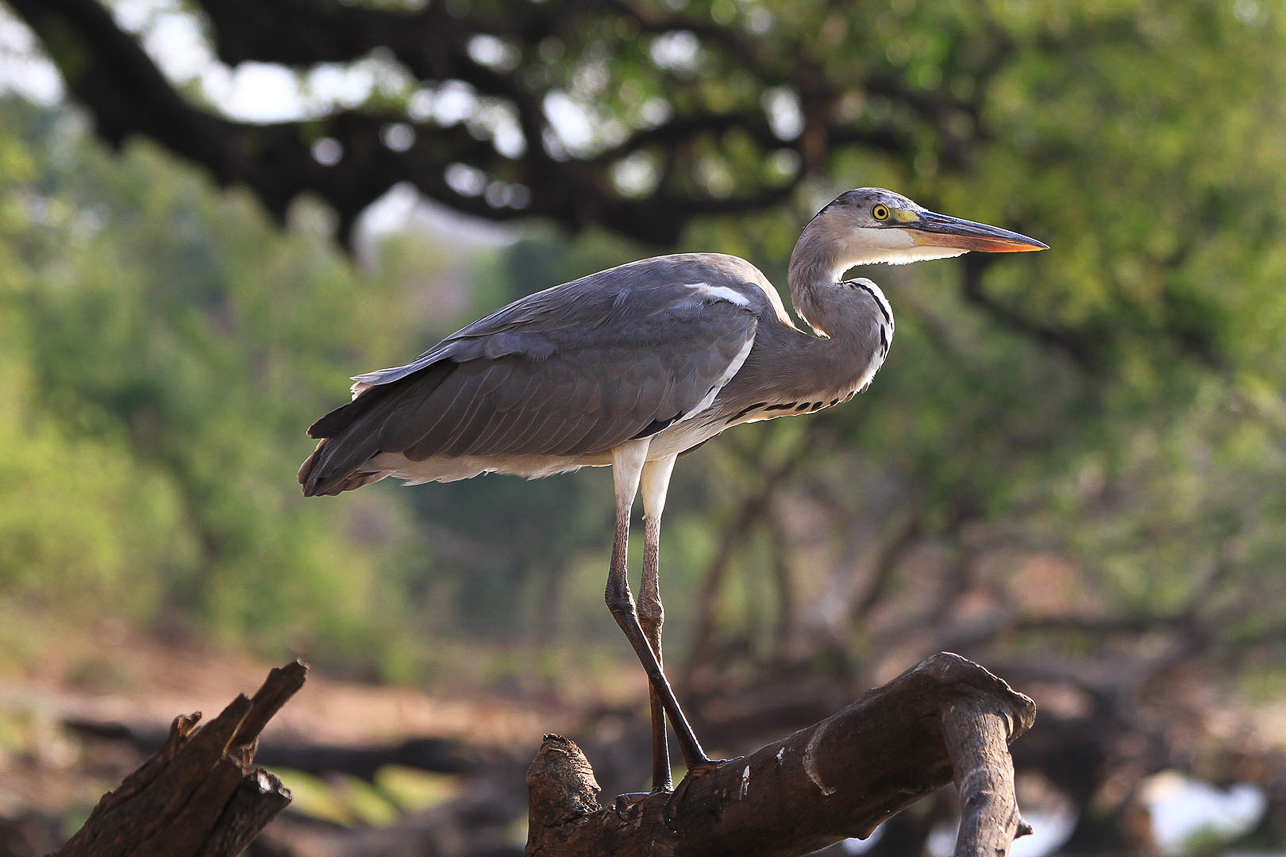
[{"xmin": 909, "ymin": 212, "xmax": 1049, "ymax": 254}]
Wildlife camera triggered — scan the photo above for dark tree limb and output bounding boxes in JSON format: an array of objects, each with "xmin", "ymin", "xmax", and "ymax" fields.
[
  {"xmin": 2, "ymin": 0, "xmax": 921, "ymax": 246},
  {"xmin": 63, "ymin": 716, "xmax": 486, "ymax": 781},
  {"xmin": 525, "ymin": 652, "xmax": 1034, "ymax": 857},
  {"xmin": 53, "ymin": 660, "xmax": 308, "ymax": 857}
]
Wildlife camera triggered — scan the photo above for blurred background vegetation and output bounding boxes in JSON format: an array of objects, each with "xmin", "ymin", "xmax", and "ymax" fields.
[{"xmin": 1, "ymin": 0, "xmax": 1285, "ymax": 854}]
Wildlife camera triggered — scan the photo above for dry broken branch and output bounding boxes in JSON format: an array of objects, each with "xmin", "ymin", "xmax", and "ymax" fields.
[
  {"xmin": 524, "ymin": 652, "xmax": 1035, "ymax": 857},
  {"xmin": 53, "ymin": 660, "xmax": 308, "ymax": 857}
]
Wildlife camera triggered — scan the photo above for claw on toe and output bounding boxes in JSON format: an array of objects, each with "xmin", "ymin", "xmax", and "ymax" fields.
[
  {"xmin": 614, "ymin": 766, "xmax": 681, "ymax": 822},
  {"xmin": 614, "ymin": 786, "xmax": 675, "ymax": 821},
  {"xmin": 661, "ymin": 757, "xmax": 741, "ymax": 830},
  {"xmin": 613, "ymin": 792, "xmax": 648, "ymax": 821}
]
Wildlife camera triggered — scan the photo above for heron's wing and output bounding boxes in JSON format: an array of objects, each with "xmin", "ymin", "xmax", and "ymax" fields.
[
  {"xmin": 301, "ymin": 262, "xmax": 762, "ymax": 493},
  {"xmin": 348, "ymin": 253, "xmax": 777, "ymax": 394},
  {"xmin": 382, "ymin": 283, "xmax": 758, "ymax": 459}
]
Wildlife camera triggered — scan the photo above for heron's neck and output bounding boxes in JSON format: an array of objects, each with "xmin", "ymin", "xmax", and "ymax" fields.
[{"xmin": 787, "ymin": 222, "xmax": 881, "ymax": 337}]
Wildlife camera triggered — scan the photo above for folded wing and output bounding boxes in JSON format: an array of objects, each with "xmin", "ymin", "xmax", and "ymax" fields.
[{"xmin": 300, "ymin": 271, "xmax": 759, "ymax": 495}]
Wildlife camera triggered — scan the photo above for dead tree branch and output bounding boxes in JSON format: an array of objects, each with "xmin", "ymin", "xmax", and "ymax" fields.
[
  {"xmin": 524, "ymin": 652, "xmax": 1034, "ymax": 857},
  {"xmin": 53, "ymin": 660, "xmax": 308, "ymax": 857},
  {"xmin": 943, "ymin": 693, "xmax": 1034, "ymax": 854}
]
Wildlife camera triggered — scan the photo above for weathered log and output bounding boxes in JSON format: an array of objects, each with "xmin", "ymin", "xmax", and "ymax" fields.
[
  {"xmin": 943, "ymin": 691, "xmax": 1034, "ymax": 854},
  {"xmin": 524, "ymin": 652, "xmax": 1035, "ymax": 857},
  {"xmin": 53, "ymin": 660, "xmax": 308, "ymax": 857}
]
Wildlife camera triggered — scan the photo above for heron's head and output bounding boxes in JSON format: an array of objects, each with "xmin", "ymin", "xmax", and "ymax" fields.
[{"xmin": 798, "ymin": 188, "xmax": 1048, "ymax": 273}]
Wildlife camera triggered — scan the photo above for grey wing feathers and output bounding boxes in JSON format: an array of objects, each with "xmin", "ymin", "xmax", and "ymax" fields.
[{"xmin": 300, "ymin": 264, "xmax": 760, "ymax": 496}]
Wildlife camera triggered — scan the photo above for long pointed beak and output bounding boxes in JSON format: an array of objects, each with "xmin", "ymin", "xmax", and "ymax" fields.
[{"xmin": 907, "ymin": 211, "xmax": 1049, "ymax": 253}]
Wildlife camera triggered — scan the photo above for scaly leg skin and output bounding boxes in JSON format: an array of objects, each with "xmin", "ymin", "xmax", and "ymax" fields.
[
  {"xmin": 612, "ymin": 527, "xmax": 670, "ymax": 822},
  {"xmin": 607, "ymin": 449, "xmax": 726, "ymax": 826},
  {"xmin": 639, "ymin": 512, "xmax": 672, "ymax": 792},
  {"xmin": 607, "ymin": 498, "xmax": 696, "ymax": 819},
  {"xmin": 645, "ymin": 513, "xmax": 733, "ymax": 831},
  {"xmin": 638, "ymin": 455, "xmax": 678, "ymax": 796}
]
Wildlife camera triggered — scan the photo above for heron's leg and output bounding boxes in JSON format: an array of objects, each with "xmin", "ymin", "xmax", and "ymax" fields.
[
  {"xmin": 639, "ymin": 455, "xmax": 678, "ymax": 793},
  {"xmin": 605, "ymin": 444, "xmax": 711, "ymax": 779}
]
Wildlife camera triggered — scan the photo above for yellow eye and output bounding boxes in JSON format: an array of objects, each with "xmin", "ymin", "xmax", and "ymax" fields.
[{"xmin": 872, "ymin": 204, "xmax": 890, "ymax": 221}]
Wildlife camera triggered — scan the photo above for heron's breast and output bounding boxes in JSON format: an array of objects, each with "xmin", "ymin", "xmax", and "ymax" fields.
[{"xmin": 706, "ymin": 334, "xmax": 894, "ymax": 429}]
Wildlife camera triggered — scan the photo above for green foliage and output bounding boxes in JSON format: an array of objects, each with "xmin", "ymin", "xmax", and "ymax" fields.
[
  {"xmin": 4, "ymin": 0, "xmax": 1286, "ymax": 695},
  {"xmin": 0, "ymin": 348, "xmax": 185, "ymax": 618},
  {"xmin": 0, "ymin": 100, "xmax": 443, "ymax": 669}
]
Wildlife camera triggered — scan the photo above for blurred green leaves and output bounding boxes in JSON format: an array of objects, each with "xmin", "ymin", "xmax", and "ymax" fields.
[
  {"xmin": 2, "ymin": 0, "xmax": 1286, "ymax": 690},
  {"xmin": 0, "ymin": 101, "xmax": 438, "ymax": 669}
]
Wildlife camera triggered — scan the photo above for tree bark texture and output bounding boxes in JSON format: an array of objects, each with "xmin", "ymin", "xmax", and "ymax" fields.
[
  {"xmin": 53, "ymin": 660, "xmax": 308, "ymax": 857},
  {"xmin": 524, "ymin": 652, "xmax": 1035, "ymax": 857}
]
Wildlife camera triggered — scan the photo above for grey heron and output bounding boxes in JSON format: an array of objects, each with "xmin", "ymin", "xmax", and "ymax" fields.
[{"xmin": 299, "ymin": 188, "xmax": 1047, "ymax": 801}]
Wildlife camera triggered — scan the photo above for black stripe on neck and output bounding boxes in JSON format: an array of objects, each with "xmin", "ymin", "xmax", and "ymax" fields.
[{"xmin": 845, "ymin": 280, "xmax": 892, "ymax": 325}]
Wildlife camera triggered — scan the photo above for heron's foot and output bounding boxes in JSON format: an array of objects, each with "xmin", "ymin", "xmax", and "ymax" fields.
[
  {"xmin": 662, "ymin": 757, "xmax": 743, "ymax": 830},
  {"xmin": 613, "ymin": 789, "xmax": 668, "ymax": 821},
  {"xmin": 613, "ymin": 792, "xmax": 644, "ymax": 821}
]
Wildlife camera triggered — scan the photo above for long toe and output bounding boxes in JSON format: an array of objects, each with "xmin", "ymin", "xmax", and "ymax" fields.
[
  {"xmin": 614, "ymin": 790, "xmax": 660, "ymax": 821},
  {"xmin": 662, "ymin": 757, "xmax": 742, "ymax": 829}
]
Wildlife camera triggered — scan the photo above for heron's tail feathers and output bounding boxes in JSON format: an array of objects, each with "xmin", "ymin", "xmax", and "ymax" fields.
[
  {"xmin": 298, "ymin": 440, "xmax": 388, "ymax": 496},
  {"xmin": 299, "ymin": 361, "xmax": 455, "ymax": 496},
  {"xmin": 299, "ymin": 383, "xmax": 402, "ymax": 496}
]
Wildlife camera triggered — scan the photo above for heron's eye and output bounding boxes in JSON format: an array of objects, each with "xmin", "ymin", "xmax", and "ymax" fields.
[{"xmin": 872, "ymin": 204, "xmax": 890, "ymax": 222}]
